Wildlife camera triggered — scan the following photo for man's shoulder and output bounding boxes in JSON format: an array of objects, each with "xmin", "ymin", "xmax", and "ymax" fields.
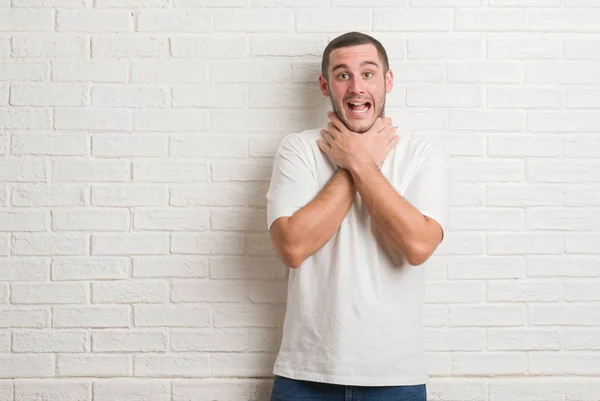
[{"xmin": 276, "ymin": 128, "xmax": 322, "ymax": 154}]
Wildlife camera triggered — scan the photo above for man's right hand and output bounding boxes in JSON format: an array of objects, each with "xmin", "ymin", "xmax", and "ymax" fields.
[{"xmin": 366, "ymin": 117, "xmax": 399, "ymax": 168}]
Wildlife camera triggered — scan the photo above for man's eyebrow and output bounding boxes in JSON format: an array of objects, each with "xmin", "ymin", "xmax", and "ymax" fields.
[{"xmin": 331, "ymin": 60, "xmax": 380, "ymax": 72}]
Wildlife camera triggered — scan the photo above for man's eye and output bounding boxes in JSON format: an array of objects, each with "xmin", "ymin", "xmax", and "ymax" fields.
[
  {"xmin": 338, "ymin": 73, "xmax": 349, "ymax": 80},
  {"xmin": 364, "ymin": 72, "xmax": 373, "ymax": 78}
]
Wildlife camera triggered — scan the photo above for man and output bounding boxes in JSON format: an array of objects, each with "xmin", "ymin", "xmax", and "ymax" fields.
[{"xmin": 266, "ymin": 31, "xmax": 451, "ymax": 401}]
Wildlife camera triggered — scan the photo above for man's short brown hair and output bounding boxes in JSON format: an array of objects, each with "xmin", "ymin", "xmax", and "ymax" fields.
[{"xmin": 321, "ymin": 31, "xmax": 390, "ymax": 79}]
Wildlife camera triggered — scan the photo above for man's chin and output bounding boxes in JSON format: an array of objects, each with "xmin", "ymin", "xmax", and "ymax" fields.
[{"xmin": 346, "ymin": 119, "xmax": 374, "ymax": 134}]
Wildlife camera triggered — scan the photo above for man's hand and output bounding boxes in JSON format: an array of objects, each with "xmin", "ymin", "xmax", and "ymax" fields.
[{"xmin": 316, "ymin": 112, "xmax": 399, "ymax": 171}]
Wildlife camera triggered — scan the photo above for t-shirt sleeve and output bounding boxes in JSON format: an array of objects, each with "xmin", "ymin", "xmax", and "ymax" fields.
[
  {"xmin": 266, "ymin": 134, "xmax": 319, "ymax": 230},
  {"xmin": 402, "ymin": 142, "xmax": 452, "ymax": 240}
]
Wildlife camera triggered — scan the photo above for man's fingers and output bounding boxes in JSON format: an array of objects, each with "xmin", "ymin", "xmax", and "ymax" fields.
[{"xmin": 321, "ymin": 129, "xmax": 334, "ymax": 145}]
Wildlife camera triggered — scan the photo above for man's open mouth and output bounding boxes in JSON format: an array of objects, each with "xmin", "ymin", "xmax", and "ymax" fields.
[{"xmin": 346, "ymin": 100, "xmax": 372, "ymax": 114}]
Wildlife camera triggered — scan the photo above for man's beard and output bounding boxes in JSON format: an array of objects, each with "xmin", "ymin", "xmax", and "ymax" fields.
[{"xmin": 330, "ymin": 96, "xmax": 386, "ymax": 134}]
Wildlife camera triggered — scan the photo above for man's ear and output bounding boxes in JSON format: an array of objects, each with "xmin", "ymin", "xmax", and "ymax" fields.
[
  {"xmin": 318, "ymin": 74, "xmax": 330, "ymax": 97},
  {"xmin": 385, "ymin": 69, "xmax": 394, "ymax": 93}
]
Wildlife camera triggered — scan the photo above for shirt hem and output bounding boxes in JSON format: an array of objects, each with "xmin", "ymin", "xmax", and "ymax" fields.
[{"xmin": 273, "ymin": 366, "xmax": 428, "ymax": 387}]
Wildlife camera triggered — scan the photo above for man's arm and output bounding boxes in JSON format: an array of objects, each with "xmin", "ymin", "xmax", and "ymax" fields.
[
  {"xmin": 349, "ymin": 161, "xmax": 443, "ymax": 266},
  {"xmin": 270, "ymin": 168, "xmax": 354, "ymax": 269}
]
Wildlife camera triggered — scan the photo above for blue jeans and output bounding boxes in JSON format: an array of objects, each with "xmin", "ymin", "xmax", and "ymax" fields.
[{"xmin": 271, "ymin": 375, "xmax": 427, "ymax": 401}]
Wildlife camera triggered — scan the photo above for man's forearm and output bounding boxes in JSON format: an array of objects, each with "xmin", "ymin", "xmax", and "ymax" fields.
[
  {"xmin": 278, "ymin": 168, "xmax": 355, "ymax": 268},
  {"xmin": 349, "ymin": 162, "xmax": 438, "ymax": 266}
]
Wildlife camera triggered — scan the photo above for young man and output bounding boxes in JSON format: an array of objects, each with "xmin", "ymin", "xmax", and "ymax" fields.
[{"xmin": 266, "ymin": 32, "xmax": 451, "ymax": 401}]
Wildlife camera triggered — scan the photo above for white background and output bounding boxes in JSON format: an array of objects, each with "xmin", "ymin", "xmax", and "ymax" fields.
[{"xmin": 1, "ymin": 0, "xmax": 600, "ymax": 400}]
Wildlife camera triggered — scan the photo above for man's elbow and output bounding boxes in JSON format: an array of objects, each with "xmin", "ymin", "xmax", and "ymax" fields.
[{"xmin": 405, "ymin": 243, "xmax": 436, "ymax": 266}]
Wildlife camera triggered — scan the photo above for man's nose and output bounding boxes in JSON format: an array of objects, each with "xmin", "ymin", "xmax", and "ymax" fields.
[{"xmin": 348, "ymin": 77, "xmax": 364, "ymax": 94}]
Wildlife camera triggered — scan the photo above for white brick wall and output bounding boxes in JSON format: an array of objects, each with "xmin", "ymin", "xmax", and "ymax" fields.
[{"xmin": 1, "ymin": 1, "xmax": 599, "ymax": 399}]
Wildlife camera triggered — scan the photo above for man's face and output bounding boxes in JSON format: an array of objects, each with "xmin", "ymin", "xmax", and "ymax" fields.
[{"xmin": 319, "ymin": 43, "xmax": 394, "ymax": 134}]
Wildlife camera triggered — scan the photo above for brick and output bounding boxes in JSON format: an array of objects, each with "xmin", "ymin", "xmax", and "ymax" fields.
[
  {"xmin": 0, "ymin": 108, "xmax": 50, "ymax": 130},
  {"xmin": 0, "ymin": 38, "xmax": 7, "ymax": 57},
  {"xmin": 409, "ymin": 36, "xmax": 482, "ymax": 60},
  {"xmin": 14, "ymin": 0, "xmax": 85, "ymax": 5},
  {"xmin": 426, "ymin": 352, "xmax": 452, "ymax": 376},
  {"xmin": 0, "ymin": 355, "xmax": 53, "ymax": 378},
  {"xmin": 450, "ymin": 183, "xmax": 484, "ymax": 206},
  {"xmin": 531, "ymin": 9, "xmax": 600, "ymax": 32},
  {"xmin": 11, "ymin": 83, "xmax": 87, "ymax": 107},
  {"xmin": 436, "ymin": 232, "xmax": 485, "ymax": 255},
  {"xmin": 292, "ymin": 61, "xmax": 323, "ymax": 83},
  {"xmin": 171, "ymin": 183, "xmax": 249, "ymax": 206},
  {"xmin": 211, "ymin": 353, "xmax": 275, "ymax": 377},
  {"xmin": 53, "ymin": 160, "xmax": 130, "ymax": 182},
  {"xmin": 564, "ymin": 136, "xmax": 600, "ymax": 158},
  {"xmin": 527, "ymin": 161, "xmax": 600, "ymax": 183},
  {"xmin": 15, "ymin": 380, "xmax": 90, "ymax": 401},
  {"xmin": 213, "ymin": 303, "xmax": 285, "ymax": 328},
  {"xmin": 489, "ymin": 135, "xmax": 561, "ymax": 158},
  {"xmin": 447, "ymin": 256, "xmax": 524, "ymax": 280},
  {"xmin": 12, "ymin": 330, "xmax": 87, "ymax": 352},
  {"xmin": 245, "ymin": 233, "xmax": 273, "ymax": 256},
  {"xmin": 92, "ymin": 330, "xmax": 167, "ymax": 352},
  {"xmin": 170, "ymin": 135, "xmax": 246, "ymax": 158},
  {"xmin": 92, "ymin": 185, "xmax": 168, "ymax": 207},
  {"xmin": 57, "ymin": 10, "xmax": 133, "ymax": 32},
  {"xmin": 92, "ymin": 86, "xmax": 168, "ymax": 108},
  {"xmin": 0, "ymin": 61, "xmax": 48, "ymax": 81},
  {"xmin": 386, "ymin": 109, "xmax": 449, "ymax": 132},
  {"xmin": 175, "ymin": 0, "xmax": 247, "ymax": 4},
  {"xmin": 487, "ymin": 35, "xmax": 563, "ymax": 59},
  {"xmin": 12, "ymin": 33, "xmax": 90, "ymax": 58},
  {"xmin": 92, "ymin": 233, "xmax": 169, "ymax": 256},
  {"xmin": 211, "ymin": 210, "xmax": 266, "ymax": 232},
  {"xmin": 248, "ymin": 328, "xmax": 281, "ymax": 353},
  {"xmin": 93, "ymin": 379, "xmax": 170, "ymax": 401},
  {"xmin": 134, "ymin": 354, "xmax": 209, "ymax": 377},
  {"xmin": 488, "ymin": 329, "xmax": 561, "ymax": 351},
  {"xmin": 425, "ymin": 281, "xmax": 485, "ymax": 303},
  {"xmin": 93, "ymin": 134, "xmax": 165, "ymax": 158},
  {"xmin": 526, "ymin": 61, "xmax": 600, "ymax": 85},
  {"xmin": 96, "ymin": 0, "xmax": 167, "ymax": 5},
  {"xmin": 0, "ymin": 258, "xmax": 48, "ymax": 281},
  {"xmin": 529, "ymin": 353, "xmax": 600, "ymax": 375},
  {"xmin": 251, "ymin": 34, "xmax": 324, "ymax": 57},
  {"xmin": 528, "ymin": 208, "xmax": 600, "ymax": 231},
  {"xmin": 93, "ymin": 281, "xmax": 168, "ymax": 304},
  {"xmin": 491, "ymin": 0, "xmax": 560, "ymax": 4},
  {"xmin": 170, "ymin": 329, "xmax": 248, "ymax": 352},
  {"xmin": 564, "ymin": 329, "xmax": 600, "ymax": 350},
  {"xmin": 249, "ymin": 136, "xmax": 289, "ymax": 158},
  {"xmin": 0, "ymin": 211, "xmax": 47, "ymax": 232},
  {"xmin": 565, "ymin": 233, "xmax": 600, "ymax": 254},
  {"xmin": 487, "ymin": 233, "xmax": 563, "ymax": 255},
  {"xmin": 247, "ymin": 281, "xmax": 287, "ymax": 303},
  {"xmin": 53, "ymin": 209, "xmax": 129, "ymax": 231},
  {"xmin": 138, "ymin": 10, "xmax": 211, "ymax": 32},
  {"xmin": 12, "ymin": 234, "xmax": 87, "ymax": 256},
  {"xmin": 134, "ymin": 110, "xmax": 209, "ymax": 132},
  {"xmin": 131, "ymin": 60, "xmax": 207, "ymax": 83},
  {"xmin": 211, "ymin": 160, "xmax": 273, "ymax": 181},
  {"xmin": 451, "ymin": 159, "xmax": 524, "ymax": 182},
  {"xmin": 248, "ymin": 85, "xmax": 324, "ymax": 108},
  {"xmin": 172, "ymin": 85, "xmax": 244, "ymax": 108},
  {"xmin": 210, "ymin": 257, "xmax": 286, "ymax": 280},
  {"xmin": 171, "ymin": 280, "xmax": 247, "ymax": 303},
  {"xmin": 0, "ymin": 308, "xmax": 47, "ymax": 328},
  {"xmin": 0, "ymin": 236, "xmax": 6, "ymax": 256},
  {"xmin": 52, "ymin": 257, "xmax": 129, "ymax": 281},
  {"xmin": 527, "ymin": 256, "xmax": 600, "ymax": 278},
  {"xmin": 133, "ymin": 161, "xmax": 209, "ymax": 183},
  {"xmin": 92, "ymin": 35, "xmax": 167, "ymax": 58},
  {"xmin": 171, "ymin": 233, "xmax": 245, "ymax": 255},
  {"xmin": 424, "ymin": 305, "xmax": 448, "ymax": 327},
  {"xmin": 449, "ymin": 305, "xmax": 525, "ymax": 327},
  {"xmin": 334, "ymin": 0, "xmax": 407, "ymax": 4},
  {"xmin": 488, "ymin": 379, "xmax": 565, "ymax": 401},
  {"xmin": 530, "ymin": 304, "xmax": 600, "ymax": 326},
  {"xmin": 424, "ymin": 329, "xmax": 485, "ymax": 351},
  {"xmin": 132, "ymin": 256, "xmax": 209, "ymax": 278},
  {"xmin": 565, "ymin": 185, "xmax": 600, "ymax": 206},
  {"xmin": 211, "ymin": 60, "xmax": 290, "ymax": 83},
  {"xmin": 134, "ymin": 209, "xmax": 209, "ymax": 231},
  {"xmin": 0, "ymin": 9, "xmax": 53, "ymax": 32},
  {"xmin": 455, "ymin": 9, "xmax": 527, "ymax": 31},
  {"xmin": 407, "ymin": 84, "xmax": 482, "ymax": 107},
  {"xmin": 427, "ymin": 379, "xmax": 487, "ymax": 401},
  {"xmin": 55, "ymin": 109, "xmax": 132, "ymax": 131},
  {"xmin": 53, "ymin": 60, "xmax": 128, "ymax": 83},
  {"xmin": 564, "ymin": 280, "xmax": 600, "ymax": 302},
  {"xmin": 134, "ymin": 304, "xmax": 211, "ymax": 327},
  {"xmin": 447, "ymin": 61, "xmax": 521, "ymax": 83},
  {"xmin": 566, "ymin": 38, "xmax": 600, "ymax": 60},
  {"xmin": 12, "ymin": 283, "xmax": 87, "ymax": 304},
  {"xmin": 453, "ymin": 353, "xmax": 526, "ymax": 375},
  {"xmin": 488, "ymin": 86, "xmax": 563, "ymax": 109},
  {"xmin": 567, "ymin": 88, "xmax": 600, "ymax": 108},
  {"xmin": 487, "ymin": 280, "xmax": 561, "ymax": 302},
  {"xmin": 566, "ymin": 380, "xmax": 600, "ymax": 401},
  {"xmin": 53, "ymin": 306, "xmax": 130, "ymax": 328},
  {"xmin": 450, "ymin": 110, "xmax": 525, "ymax": 131},
  {"xmin": 411, "ymin": 0, "xmax": 479, "ymax": 4},
  {"xmin": 171, "ymin": 35, "xmax": 247, "ymax": 58},
  {"xmin": 374, "ymin": 8, "xmax": 452, "ymax": 31},
  {"xmin": 215, "ymin": 9, "xmax": 293, "ymax": 32},
  {"xmin": 297, "ymin": 8, "xmax": 369, "ymax": 32},
  {"xmin": 58, "ymin": 355, "xmax": 130, "ymax": 377},
  {"xmin": 449, "ymin": 208, "xmax": 524, "ymax": 230},
  {"xmin": 12, "ymin": 134, "xmax": 86, "ymax": 156}
]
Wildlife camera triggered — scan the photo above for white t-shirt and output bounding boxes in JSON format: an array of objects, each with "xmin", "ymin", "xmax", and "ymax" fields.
[{"xmin": 266, "ymin": 128, "xmax": 451, "ymax": 386}]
